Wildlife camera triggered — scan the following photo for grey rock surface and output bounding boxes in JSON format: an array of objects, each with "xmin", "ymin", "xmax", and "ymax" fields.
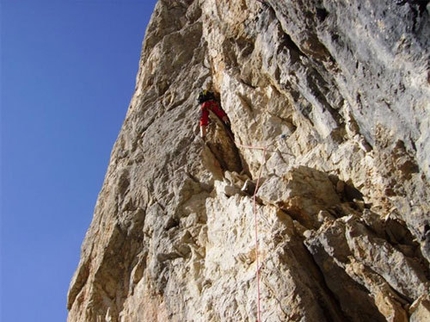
[{"xmin": 68, "ymin": 1, "xmax": 430, "ymax": 321}]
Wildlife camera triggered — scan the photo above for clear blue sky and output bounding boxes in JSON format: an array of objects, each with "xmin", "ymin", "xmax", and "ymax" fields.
[{"xmin": 1, "ymin": 0, "xmax": 158, "ymax": 321}]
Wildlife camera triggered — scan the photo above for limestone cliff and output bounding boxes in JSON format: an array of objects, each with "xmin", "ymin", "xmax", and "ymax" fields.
[{"xmin": 67, "ymin": 1, "xmax": 430, "ymax": 321}]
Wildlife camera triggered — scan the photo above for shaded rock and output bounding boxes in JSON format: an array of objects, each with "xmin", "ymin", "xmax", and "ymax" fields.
[
  {"xmin": 258, "ymin": 166, "xmax": 341, "ymax": 228},
  {"xmin": 67, "ymin": 0, "xmax": 430, "ymax": 321}
]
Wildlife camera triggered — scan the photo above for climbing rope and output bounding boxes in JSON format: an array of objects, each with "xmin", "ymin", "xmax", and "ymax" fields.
[{"xmin": 237, "ymin": 143, "xmax": 267, "ymax": 322}]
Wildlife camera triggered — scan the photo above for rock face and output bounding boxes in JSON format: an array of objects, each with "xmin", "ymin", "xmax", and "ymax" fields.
[{"xmin": 67, "ymin": 1, "xmax": 430, "ymax": 321}]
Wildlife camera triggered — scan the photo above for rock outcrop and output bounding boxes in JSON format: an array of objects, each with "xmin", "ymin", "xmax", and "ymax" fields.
[{"xmin": 68, "ymin": 0, "xmax": 430, "ymax": 321}]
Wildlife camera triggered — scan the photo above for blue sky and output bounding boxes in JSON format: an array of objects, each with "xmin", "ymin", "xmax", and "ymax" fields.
[{"xmin": 1, "ymin": 0, "xmax": 158, "ymax": 320}]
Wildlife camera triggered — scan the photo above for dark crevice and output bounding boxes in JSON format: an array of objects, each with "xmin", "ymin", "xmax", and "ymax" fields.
[
  {"xmin": 316, "ymin": 7, "xmax": 329, "ymax": 22},
  {"xmin": 203, "ymin": 92, "xmax": 250, "ymax": 175},
  {"xmin": 304, "ymin": 241, "xmax": 387, "ymax": 321},
  {"xmin": 281, "ymin": 32, "xmax": 306, "ymax": 60},
  {"xmin": 291, "ymin": 237, "xmax": 350, "ymax": 322},
  {"xmin": 205, "ymin": 123, "xmax": 246, "ymax": 174}
]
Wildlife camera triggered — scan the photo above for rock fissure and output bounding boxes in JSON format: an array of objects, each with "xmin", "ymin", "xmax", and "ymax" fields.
[{"xmin": 68, "ymin": 1, "xmax": 430, "ymax": 321}]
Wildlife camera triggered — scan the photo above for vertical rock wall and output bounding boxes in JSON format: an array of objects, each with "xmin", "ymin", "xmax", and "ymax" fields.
[{"xmin": 68, "ymin": 1, "xmax": 430, "ymax": 321}]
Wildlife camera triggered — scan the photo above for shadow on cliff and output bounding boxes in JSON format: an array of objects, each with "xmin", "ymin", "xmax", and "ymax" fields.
[
  {"xmin": 205, "ymin": 124, "xmax": 245, "ymax": 174},
  {"xmin": 201, "ymin": 96, "xmax": 250, "ymax": 176}
]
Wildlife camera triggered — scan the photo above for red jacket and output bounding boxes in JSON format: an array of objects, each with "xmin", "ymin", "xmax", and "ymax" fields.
[{"xmin": 200, "ymin": 100, "xmax": 227, "ymax": 126}]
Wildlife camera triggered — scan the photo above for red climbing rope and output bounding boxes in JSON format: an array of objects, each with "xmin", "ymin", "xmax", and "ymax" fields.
[{"xmin": 238, "ymin": 143, "xmax": 267, "ymax": 322}]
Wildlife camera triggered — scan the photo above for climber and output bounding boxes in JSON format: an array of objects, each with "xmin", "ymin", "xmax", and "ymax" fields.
[{"xmin": 197, "ymin": 90, "xmax": 231, "ymax": 139}]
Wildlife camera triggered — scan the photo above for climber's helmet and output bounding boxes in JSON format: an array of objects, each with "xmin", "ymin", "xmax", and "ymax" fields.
[{"xmin": 197, "ymin": 90, "xmax": 215, "ymax": 104}]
